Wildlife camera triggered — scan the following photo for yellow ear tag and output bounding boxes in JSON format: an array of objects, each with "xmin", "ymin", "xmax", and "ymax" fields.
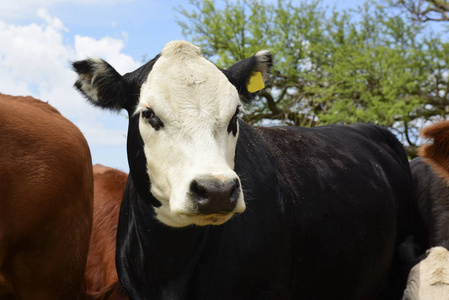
[{"xmin": 246, "ymin": 71, "xmax": 265, "ymax": 93}]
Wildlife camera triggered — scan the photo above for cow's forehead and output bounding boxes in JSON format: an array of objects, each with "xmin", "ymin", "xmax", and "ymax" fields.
[{"xmin": 137, "ymin": 41, "xmax": 240, "ymax": 120}]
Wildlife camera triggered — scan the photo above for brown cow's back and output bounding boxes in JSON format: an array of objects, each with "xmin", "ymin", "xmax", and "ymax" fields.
[
  {"xmin": 0, "ymin": 94, "xmax": 93, "ymax": 299},
  {"xmin": 420, "ymin": 120, "xmax": 449, "ymax": 178},
  {"xmin": 86, "ymin": 164, "xmax": 128, "ymax": 300}
]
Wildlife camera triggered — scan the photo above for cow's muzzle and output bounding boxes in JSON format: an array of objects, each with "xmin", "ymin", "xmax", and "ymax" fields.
[{"xmin": 189, "ymin": 178, "xmax": 240, "ymax": 215}]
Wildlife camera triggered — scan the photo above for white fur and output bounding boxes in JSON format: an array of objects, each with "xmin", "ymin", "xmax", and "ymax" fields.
[
  {"xmin": 77, "ymin": 57, "xmax": 108, "ymax": 103},
  {"xmin": 403, "ymin": 246, "xmax": 449, "ymax": 300},
  {"xmin": 254, "ymin": 50, "xmax": 271, "ymax": 78},
  {"xmin": 137, "ymin": 41, "xmax": 245, "ymax": 227}
]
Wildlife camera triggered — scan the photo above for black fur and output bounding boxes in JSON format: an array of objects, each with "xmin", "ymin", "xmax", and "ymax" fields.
[
  {"xmin": 115, "ymin": 122, "xmax": 423, "ymax": 299},
  {"xmin": 72, "ymin": 59, "xmax": 128, "ymax": 112},
  {"xmin": 72, "ymin": 46, "xmax": 424, "ymax": 299},
  {"xmin": 410, "ymin": 157, "xmax": 449, "ymax": 250},
  {"xmin": 126, "ymin": 113, "xmax": 160, "ymax": 208}
]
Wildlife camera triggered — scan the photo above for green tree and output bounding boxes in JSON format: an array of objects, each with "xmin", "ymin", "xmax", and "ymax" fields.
[
  {"xmin": 176, "ymin": 0, "xmax": 328, "ymax": 126},
  {"xmin": 176, "ymin": 0, "xmax": 449, "ymax": 156},
  {"xmin": 304, "ymin": 4, "xmax": 442, "ymax": 149},
  {"xmin": 388, "ymin": 0, "xmax": 449, "ymax": 22}
]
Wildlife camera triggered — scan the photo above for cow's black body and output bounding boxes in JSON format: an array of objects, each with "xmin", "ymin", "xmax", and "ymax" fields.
[
  {"xmin": 72, "ymin": 42, "xmax": 424, "ymax": 300},
  {"xmin": 117, "ymin": 121, "xmax": 417, "ymax": 300},
  {"xmin": 410, "ymin": 157, "xmax": 449, "ymax": 250}
]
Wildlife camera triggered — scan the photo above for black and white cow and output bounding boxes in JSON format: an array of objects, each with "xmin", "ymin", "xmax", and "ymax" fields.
[
  {"xmin": 73, "ymin": 41, "xmax": 423, "ymax": 299},
  {"xmin": 403, "ymin": 121, "xmax": 449, "ymax": 299}
]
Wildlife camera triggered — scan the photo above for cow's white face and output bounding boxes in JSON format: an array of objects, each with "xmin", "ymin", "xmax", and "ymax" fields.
[
  {"xmin": 73, "ymin": 40, "xmax": 272, "ymax": 227},
  {"xmin": 135, "ymin": 41, "xmax": 245, "ymax": 227}
]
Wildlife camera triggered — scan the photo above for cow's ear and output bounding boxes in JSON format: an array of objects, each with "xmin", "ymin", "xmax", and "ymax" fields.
[
  {"xmin": 72, "ymin": 58, "xmax": 129, "ymax": 112},
  {"xmin": 224, "ymin": 50, "xmax": 272, "ymax": 104}
]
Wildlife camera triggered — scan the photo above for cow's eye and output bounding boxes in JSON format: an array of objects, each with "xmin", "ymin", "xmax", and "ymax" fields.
[
  {"xmin": 141, "ymin": 108, "xmax": 164, "ymax": 131},
  {"xmin": 142, "ymin": 109, "xmax": 155, "ymax": 120},
  {"xmin": 227, "ymin": 106, "xmax": 240, "ymax": 136}
]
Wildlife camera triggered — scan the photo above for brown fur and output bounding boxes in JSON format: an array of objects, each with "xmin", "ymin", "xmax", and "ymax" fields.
[
  {"xmin": 0, "ymin": 94, "xmax": 94, "ymax": 299},
  {"xmin": 419, "ymin": 120, "xmax": 449, "ymax": 179},
  {"xmin": 85, "ymin": 164, "xmax": 128, "ymax": 300}
]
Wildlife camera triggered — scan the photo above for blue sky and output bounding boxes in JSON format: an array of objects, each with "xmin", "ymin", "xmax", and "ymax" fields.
[
  {"xmin": 0, "ymin": 0, "xmax": 421, "ymax": 172},
  {"xmin": 1, "ymin": 0, "xmax": 191, "ymax": 172}
]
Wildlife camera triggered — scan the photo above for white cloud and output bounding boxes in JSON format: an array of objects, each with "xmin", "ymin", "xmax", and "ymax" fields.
[
  {"xmin": 75, "ymin": 35, "xmax": 139, "ymax": 74},
  {"xmin": 0, "ymin": 11, "xmax": 74, "ymax": 94},
  {"xmin": 37, "ymin": 8, "xmax": 67, "ymax": 32},
  {"xmin": 0, "ymin": 8, "xmax": 139, "ymax": 152}
]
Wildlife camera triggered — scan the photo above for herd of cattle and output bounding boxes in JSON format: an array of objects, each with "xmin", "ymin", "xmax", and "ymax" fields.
[{"xmin": 1, "ymin": 40, "xmax": 449, "ymax": 299}]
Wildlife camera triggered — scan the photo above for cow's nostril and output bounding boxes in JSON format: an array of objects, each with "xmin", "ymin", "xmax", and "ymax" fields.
[
  {"xmin": 190, "ymin": 180, "xmax": 209, "ymax": 204},
  {"xmin": 229, "ymin": 179, "xmax": 239, "ymax": 203}
]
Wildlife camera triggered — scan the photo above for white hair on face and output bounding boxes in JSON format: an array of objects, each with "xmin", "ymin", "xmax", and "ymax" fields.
[
  {"xmin": 161, "ymin": 40, "xmax": 201, "ymax": 59},
  {"xmin": 136, "ymin": 41, "xmax": 245, "ymax": 227},
  {"xmin": 138, "ymin": 41, "xmax": 240, "ymax": 129},
  {"xmin": 403, "ymin": 246, "xmax": 449, "ymax": 300}
]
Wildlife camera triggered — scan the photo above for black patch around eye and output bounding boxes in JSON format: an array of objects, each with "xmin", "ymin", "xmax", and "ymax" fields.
[
  {"xmin": 141, "ymin": 108, "xmax": 164, "ymax": 131},
  {"xmin": 227, "ymin": 106, "xmax": 240, "ymax": 136}
]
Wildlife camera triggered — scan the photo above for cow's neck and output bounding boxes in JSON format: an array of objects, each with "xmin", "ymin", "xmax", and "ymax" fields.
[
  {"xmin": 117, "ymin": 176, "xmax": 210, "ymax": 298},
  {"xmin": 117, "ymin": 122, "xmax": 279, "ymax": 299}
]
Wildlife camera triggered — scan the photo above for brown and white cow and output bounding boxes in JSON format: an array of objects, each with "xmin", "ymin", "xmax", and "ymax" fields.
[
  {"xmin": 0, "ymin": 94, "xmax": 93, "ymax": 299},
  {"xmin": 404, "ymin": 120, "xmax": 449, "ymax": 300},
  {"xmin": 86, "ymin": 164, "xmax": 128, "ymax": 300}
]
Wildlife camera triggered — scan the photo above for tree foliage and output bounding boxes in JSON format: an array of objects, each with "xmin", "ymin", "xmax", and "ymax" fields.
[
  {"xmin": 389, "ymin": 0, "xmax": 449, "ymax": 22},
  {"xmin": 175, "ymin": 0, "xmax": 449, "ymax": 156}
]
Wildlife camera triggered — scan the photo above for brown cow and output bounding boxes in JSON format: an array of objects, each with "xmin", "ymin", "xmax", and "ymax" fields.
[
  {"xmin": 419, "ymin": 120, "xmax": 449, "ymax": 180},
  {"xmin": 403, "ymin": 120, "xmax": 449, "ymax": 300},
  {"xmin": 85, "ymin": 164, "xmax": 128, "ymax": 300},
  {"xmin": 0, "ymin": 94, "xmax": 93, "ymax": 299}
]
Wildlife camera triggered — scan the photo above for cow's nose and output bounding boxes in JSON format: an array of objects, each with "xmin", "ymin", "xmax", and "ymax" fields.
[{"xmin": 190, "ymin": 178, "xmax": 240, "ymax": 214}]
